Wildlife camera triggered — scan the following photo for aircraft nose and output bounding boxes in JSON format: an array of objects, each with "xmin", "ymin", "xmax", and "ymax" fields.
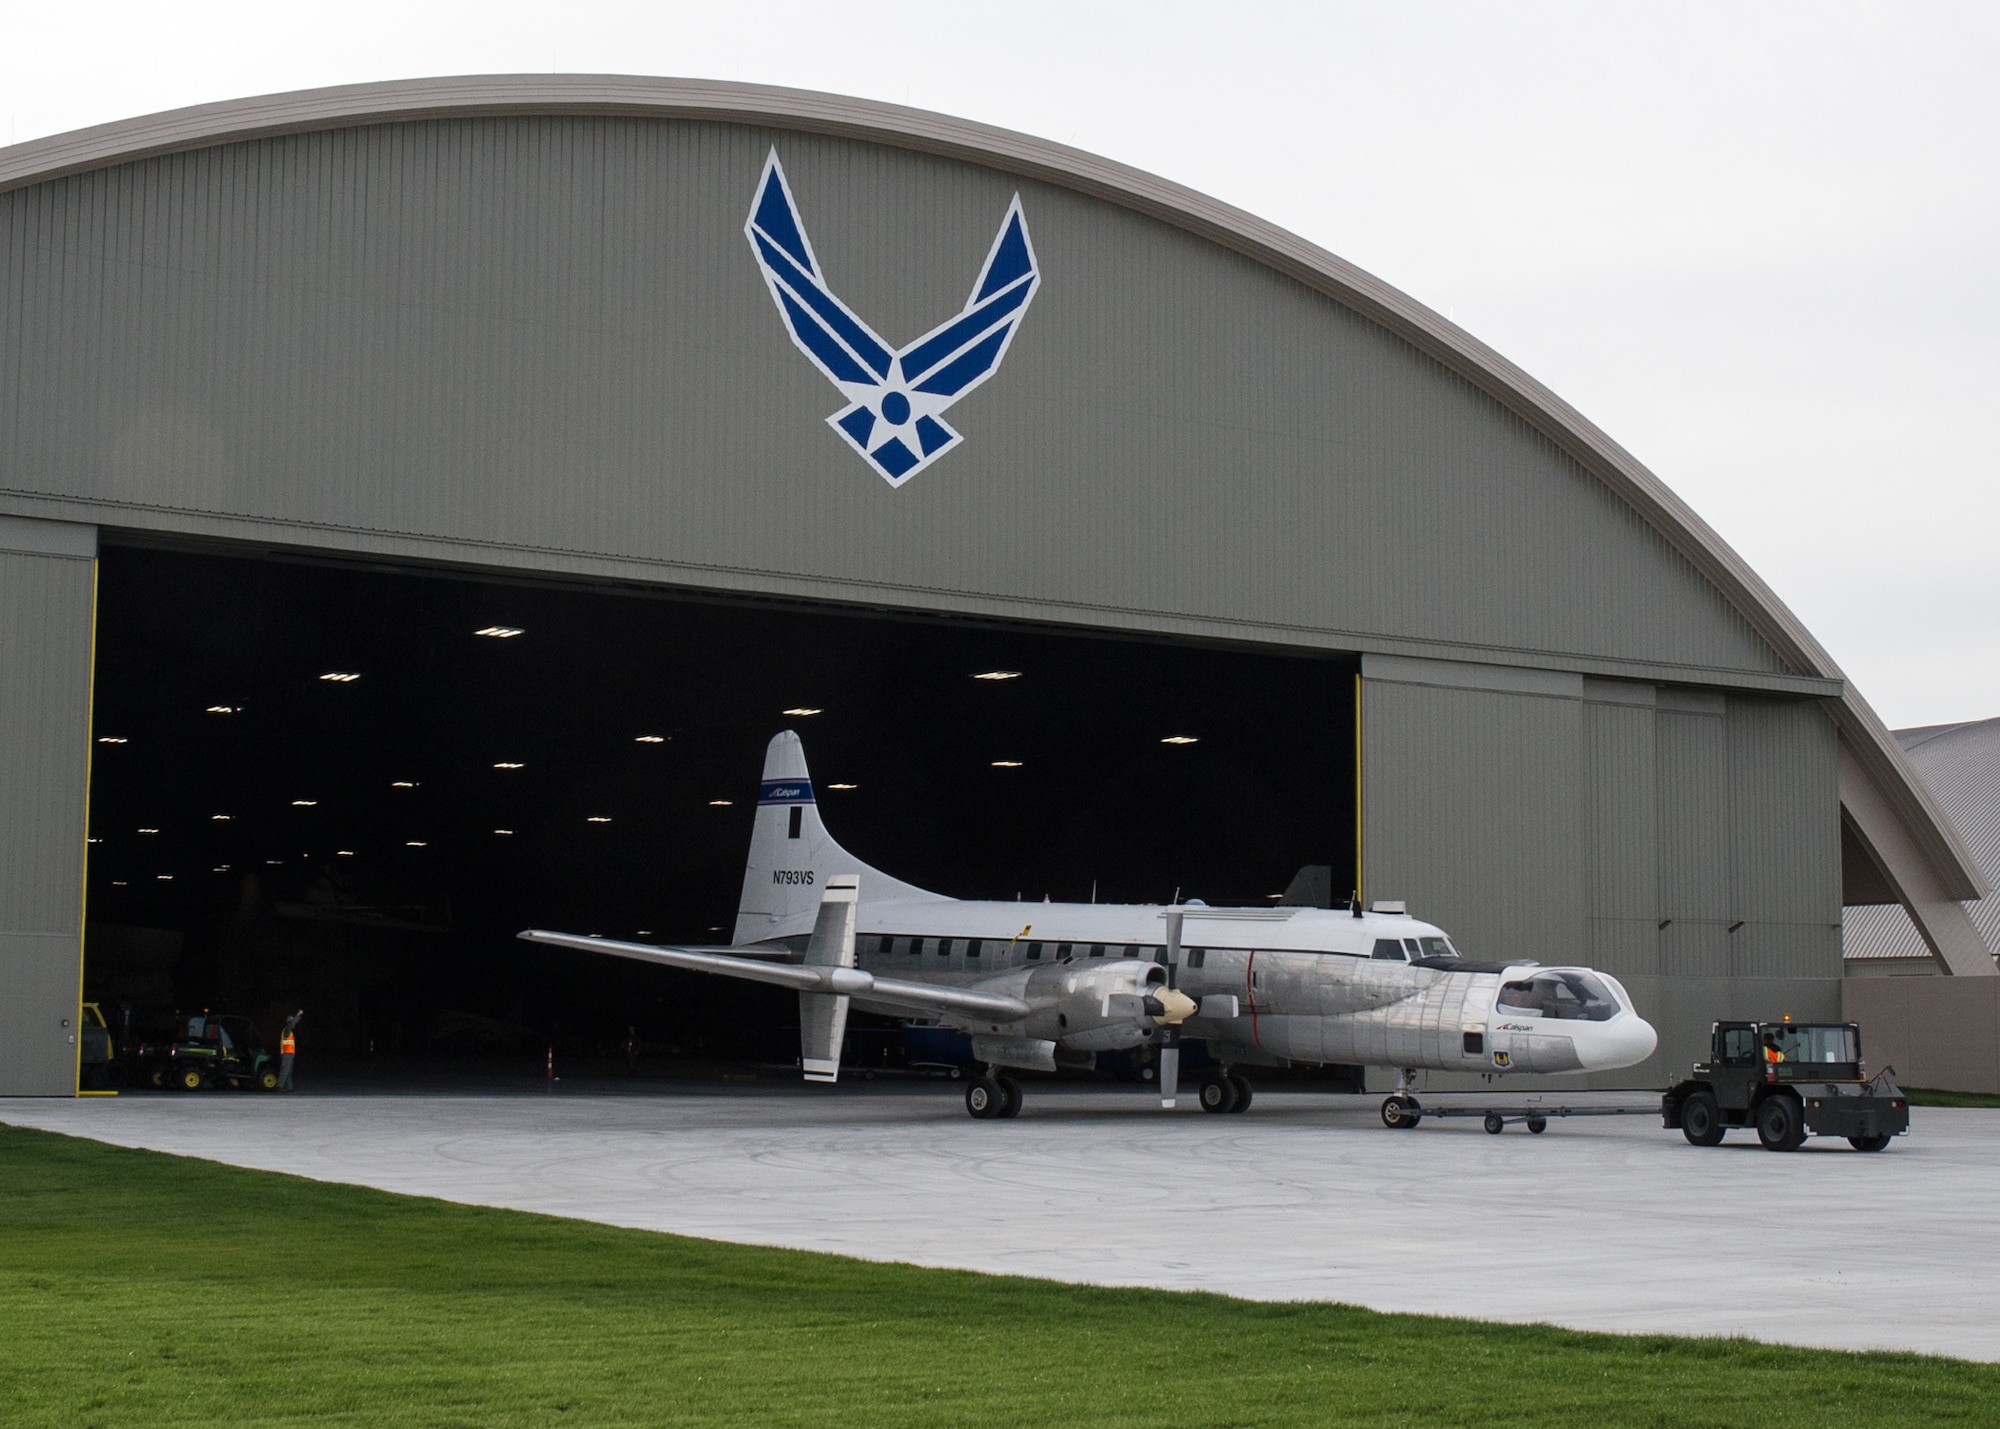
[{"xmin": 1586, "ymin": 1013, "xmax": 1658, "ymax": 1071}]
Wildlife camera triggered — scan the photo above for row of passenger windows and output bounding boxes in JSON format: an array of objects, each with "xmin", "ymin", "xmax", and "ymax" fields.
[{"xmin": 868, "ymin": 936, "xmax": 1214, "ymax": 966}]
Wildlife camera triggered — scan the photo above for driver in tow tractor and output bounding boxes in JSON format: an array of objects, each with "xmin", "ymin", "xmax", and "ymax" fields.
[{"xmin": 1762, "ymin": 1030, "xmax": 1785, "ymax": 1067}]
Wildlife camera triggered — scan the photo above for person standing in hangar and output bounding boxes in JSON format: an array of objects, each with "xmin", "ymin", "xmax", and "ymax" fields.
[{"xmin": 278, "ymin": 1010, "xmax": 303, "ymax": 1091}]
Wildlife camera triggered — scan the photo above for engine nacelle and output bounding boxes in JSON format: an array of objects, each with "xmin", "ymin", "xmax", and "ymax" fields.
[{"xmin": 1017, "ymin": 958, "xmax": 1194, "ymax": 1053}]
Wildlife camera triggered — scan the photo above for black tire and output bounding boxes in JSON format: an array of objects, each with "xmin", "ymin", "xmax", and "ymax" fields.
[
  {"xmin": 1681, "ymin": 1092, "xmax": 1725, "ymax": 1147},
  {"xmin": 1381, "ymin": 1095, "xmax": 1422, "ymax": 1129},
  {"xmin": 996, "ymin": 1075, "xmax": 1023, "ymax": 1119},
  {"xmin": 1849, "ymin": 1134, "xmax": 1892, "ymax": 1153},
  {"xmin": 1226, "ymin": 1075, "xmax": 1253, "ymax": 1113},
  {"xmin": 965, "ymin": 1076, "xmax": 1007, "ymax": 1119},
  {"xmin": 257, "ymin": 1069, "xmax": 280, "ymax": 1092},
  {"xmin": 1483, "ymin": 1112, "xmax": 1505, "ymax": 1135},
  {"xmin": 176, "ymin": 1066, "xmax": 204, "ymax": 1092},
  {"xmin": 1526, "ymin": 1117, "xmax": 1547, "ymax": 1135},
  {"xmin": 1198, "ymin": 1075, "xmax": 1240, "ymax": 1115},
  {"xmin": 1756, "ymin": 1095, "xmax": 1806, "ymax": 1152},
  {"xmin": 148, "ymin": 1067, "xmax": 165, "ymax": 1089}
]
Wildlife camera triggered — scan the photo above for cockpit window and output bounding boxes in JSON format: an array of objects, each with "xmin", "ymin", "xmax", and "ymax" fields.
[
  {"xmin": 1496, "ymin": 972, "xmax": 1621, "ymax": 1022},
  {"xmin": 1371, "ymin": 939, "xmax": 1407, "ymax": 961},
  {"xmin": 1418, "ymin": 937, "xmax": 1457, "ymax": 959}
]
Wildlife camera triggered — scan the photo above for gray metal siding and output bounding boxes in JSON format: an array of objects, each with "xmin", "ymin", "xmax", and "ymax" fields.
[
  {"xmin": 0, "ymin": 538, "xmax": 95, "ymax": 1095},
  {"xmin": 1360, "ymin": 674, "xmax": 1585, "ymax": 967},
  {"xmin": 0, "ymin": 117, "xmax": 1787, "ymax": 682},
  {"xmin": 1363, "ymin": 659, "xmax": 1842, "ymax": 1087}
]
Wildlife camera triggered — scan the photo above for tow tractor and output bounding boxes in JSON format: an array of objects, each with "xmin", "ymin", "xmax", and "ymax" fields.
[{"xmin": 1661, "ymin": 1019, "xmax": 1908, "ymax": 1152}]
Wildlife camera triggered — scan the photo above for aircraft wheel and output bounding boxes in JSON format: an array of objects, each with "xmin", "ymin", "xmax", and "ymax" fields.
[
  {"xmin": 1756, "ymin": 1095, "xmax": 1806, "ymax": 1152},
  {"xmin": 1227, "ymin": 1075, "xmax": 1253, "ymax": 1113},
  {"xmin": 1483, "ymin": 1112, "xmax": 1505, "ymax": 1135},
  {"xmin": 176, "ymin": 1067, "xmax": 204, "ymax": 1092},
  {"xmin": 1849, "ymin": 1134, "xmax": 1892, "ymax": 1153},
  {"xmin": 996, "ymin": 1075, "xmax": 1023, "ymax": 1119},
  {"xmin": 1197, "ymin": 1075, "xmax": 1239, "ymax": 1114},
  {"xmin": 1681, "ymin": 1092, "xmax": 1725, "ymax": 1147},
  {"xmin": 1526, "ymin": 1117, "xmax": 1547, "ymax": 1135},
  {"xmin": 1381, "ymin": 1095, "xmax": 1421, "ymax": 1129},
  {"xmin": 965, "ymin": 1076, "xmax": 1007, "ymax": 1120}
]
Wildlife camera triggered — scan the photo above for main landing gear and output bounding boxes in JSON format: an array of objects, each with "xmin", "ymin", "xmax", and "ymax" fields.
[
  {"xmin": 965, "ymin": 1072, "xmax": 1022, "ymax": 1119},
  {"xmin": 1197, "ymin": 1072, "xmax": 1254, "ymax": 1114}
]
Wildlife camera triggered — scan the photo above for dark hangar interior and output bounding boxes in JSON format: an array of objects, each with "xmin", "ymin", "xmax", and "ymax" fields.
[{"xmin": 83, "ymin": 543, "xmax": 1357, "ymax": 1074}]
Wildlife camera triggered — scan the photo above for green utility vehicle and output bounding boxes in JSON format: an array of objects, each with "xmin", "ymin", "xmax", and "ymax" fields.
[
  {"xmin": 145, "ymin": 1013, "xmax": 280, "ymax": 1092},
  {"xmin": 1662, "ymin": 1020, "xmax": 1907, "ymax": 1152}
]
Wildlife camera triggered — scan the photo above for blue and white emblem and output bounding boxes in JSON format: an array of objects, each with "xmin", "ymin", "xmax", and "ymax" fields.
[{"xmin": 744, "ymin": 150, "xmax": 1041, "ymax": 487}]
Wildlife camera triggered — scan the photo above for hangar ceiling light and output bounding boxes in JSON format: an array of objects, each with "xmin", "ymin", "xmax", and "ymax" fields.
[
  {"xmin": 406, "ymin": 841, "xmax": 427, "ymax": 848},
  {"xmin": 211, "ymin": 814, "xmax": 232, "ymax": 821},
  {"xmin": 708, "ymin": 799, "xmax": 733, "ymax": 807},
  {"xmin": 137, "ymin": 828, "xmax": 159, "ymax": 834},
  {"xmin": 97, "ymin": 736, "xmax": 127, "ymax": 744},
  {"xmin": 493, "ymin": 762, "xmax": 525, "ymax": 769},
  {"xmin": 829, "ymin": 783, "xmax": 858, "ymax": 790},
  {"xmin": 972, "ymin": 671, "xmax": 1020, "ymax": 681},
  {"xmin": 586, "ymin": 816, "xmax": 613, "ymax": 823},
  {"xmin": 391, "ymin": 780, "xmax": 417, "ymax": 788},
  {"xmin": 291, "ymin": 800, "xmax": 317, "ymax": 806},
  {"xmin": 156, "ymin": 874, "xmax": 172, "ymax": 881},
  {"xmin": 474, "ymin": 626, "xmax": 524, "ymax": 638},
  {"xmin": 494, "ymin": 829, "xmax": 514, "ymax": 835},
  {"xmin": 991, "ymin": 760, "xmax": 1023, "ymax": 768},
  {"xmin": 1161, "ymin": 736, "xmax": 1199, "ymax": 745},
  {"xmin": 319, "ymin": 672, "xmax": 360, "ymax": 682},
  {"xmin": 335, "ymin": 850, "xmax": 354, "ymax": 857},
  {"xmin": 634, "ymin": 735, "xmax": 665, "ymax": 743},
  {"xmin": 205, "ymin": 705, "xmax": 240, "ymax": 714},
  {"xmin": 782, "ymin": 707, "xmax": 822, "ymax": 717}
]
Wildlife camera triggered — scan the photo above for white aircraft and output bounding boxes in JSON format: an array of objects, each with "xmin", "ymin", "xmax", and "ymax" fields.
[{"xmin": 523, "ymin": 732, "xmax": 1657, "ymax": 1121}]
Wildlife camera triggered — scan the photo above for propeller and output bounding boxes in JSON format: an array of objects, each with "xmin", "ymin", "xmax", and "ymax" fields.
[{"xmin": 1159, "ymin": 906, "xmax": 1186, "ymax": 1109}]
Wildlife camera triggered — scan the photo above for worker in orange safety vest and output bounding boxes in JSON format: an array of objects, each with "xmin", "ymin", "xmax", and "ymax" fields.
[{"xmin": 278, "ymin": 1010, "xmax": 303, "ymax": 1091}]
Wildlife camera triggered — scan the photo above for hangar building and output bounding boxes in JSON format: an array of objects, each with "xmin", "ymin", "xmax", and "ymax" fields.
[{"xmin": 1, "ymin": 76, "xmax": 1990, "ymax": 1097}]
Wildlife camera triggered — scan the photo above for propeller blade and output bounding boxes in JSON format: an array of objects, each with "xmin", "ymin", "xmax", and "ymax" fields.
[
  {"xmin": 1159, "ymin": 1034, "xmax": 1180, "ymax": 1109},
  {"xmin": 1165, "ymin": 907, "xmax": 1184, "ymax": 989}
]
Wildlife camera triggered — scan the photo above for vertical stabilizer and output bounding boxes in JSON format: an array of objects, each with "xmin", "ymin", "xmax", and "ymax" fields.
[{"xmin": 732, "ymin": 731, "xmax": 947, "ymax": 945}]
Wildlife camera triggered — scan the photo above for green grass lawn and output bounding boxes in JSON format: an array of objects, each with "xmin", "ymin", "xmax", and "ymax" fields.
[
  {"xmin": 2, "ymin": 1123, "xmax": 1994, "ymax": 1427},
  {"xmin": 1902, "ymin": 1087, "xmax": 2000, "ymax": 1108}
]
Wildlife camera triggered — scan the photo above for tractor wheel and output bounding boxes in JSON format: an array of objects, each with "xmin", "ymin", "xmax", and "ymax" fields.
[
  {"xmin": 1849, "ymin": 1134, "xmax": 1892, "ymax": 1153},
  {"xmin": 1380, "ymin": 1095, "xmax": 1422, "ymax": 1129},
  {"xmin": 1756, "ymin": 1095, "xmax": 1806, "ymax": 1152},
  {"xmin": 176, "ymin": 1067, "xmax": 205, "ymax": 1092},
  {"xmin": 1198, "ymin": 1075, "xmax": 1239, "ymax": 1114},
  {"xmin": 1681, "ymin": 1092, "xmax": 1725, "ymax": 1147},
  {"xmin": 1227, "ymin": 1075, "xmax": 1253, "ymax": 1113},
  {"xmin": 996, "ymin": 1075, "xmax": 1023, "ymax": 1119},
  {"xmin": 257, "ymin": 1069, "xmax": 280, "ymax": 1092},
  {"xmin": 1484, "ymin": 1112, "xmax": 1505, "ymax": 1135},
  {"xmin": 148, "ymin": 1067, "xmax": 165, "ymax": 1089},
  {"xmin": 965, "ymin": 1076, "xmax": 1007, "ymax": 1120}
]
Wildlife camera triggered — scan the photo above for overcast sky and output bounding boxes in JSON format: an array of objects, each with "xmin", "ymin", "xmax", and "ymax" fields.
[{"xmin": 3, "ymin": 1, "xmax": 1993, "ymax": 729}]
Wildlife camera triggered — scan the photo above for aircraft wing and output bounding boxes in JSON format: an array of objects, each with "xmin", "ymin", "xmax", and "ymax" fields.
[{"xmin": 519, "ymin": 930, "xmax": 1032, "ymax": 1021}]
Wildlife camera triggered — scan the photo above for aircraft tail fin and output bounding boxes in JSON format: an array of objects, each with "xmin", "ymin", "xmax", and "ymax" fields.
[
  {"xmin": 798, "ymin": 875, "xmax": 859, "ymax": 1082},
  {"xmin": 731, "ymin": 731, "xmax": 947, "ymax": 945}
]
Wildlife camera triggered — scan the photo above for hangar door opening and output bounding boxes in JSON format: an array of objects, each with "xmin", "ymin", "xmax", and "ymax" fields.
[{"xmin": 84, "ymin": 544, "xmax": 1357, "ymax": 1079}]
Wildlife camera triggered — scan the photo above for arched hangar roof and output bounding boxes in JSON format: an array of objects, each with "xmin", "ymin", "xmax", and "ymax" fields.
[{"xmin": 0, "ymin": 75, "xmax": 1986, "ymax": 970}]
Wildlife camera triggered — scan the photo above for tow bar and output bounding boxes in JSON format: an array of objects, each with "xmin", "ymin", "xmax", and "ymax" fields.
[{"xmin": 1380, "ymin": 1095, "xmax": 1654, "ymax": 1133}]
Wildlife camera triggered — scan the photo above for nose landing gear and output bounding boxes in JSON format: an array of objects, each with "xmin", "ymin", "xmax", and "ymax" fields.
[{"xmin": 1380, "ymin": 1068, "xmax": 1423, "ymax": 1129}]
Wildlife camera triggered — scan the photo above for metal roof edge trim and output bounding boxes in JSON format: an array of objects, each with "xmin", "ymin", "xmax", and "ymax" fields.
[{"xmin": 0, "ymin": 73, "xmax": 1978, "ymax": 897}]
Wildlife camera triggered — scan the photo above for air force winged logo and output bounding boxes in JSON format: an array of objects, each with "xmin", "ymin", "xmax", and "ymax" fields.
[{"xmin": 744, "ymin": 150, "xmax": 1041, "ymax": 487}]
